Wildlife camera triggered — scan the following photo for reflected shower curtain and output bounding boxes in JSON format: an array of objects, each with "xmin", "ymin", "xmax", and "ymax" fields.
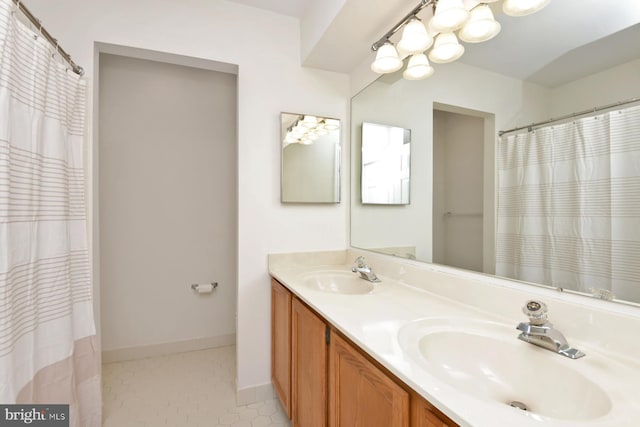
[
  {"xmin": 496, "ymin": 105, "xmax": 640, "ymax": 302},
  {"xmin": 0, "ymin": 0, "xmax": 100, "ymax": 425}
]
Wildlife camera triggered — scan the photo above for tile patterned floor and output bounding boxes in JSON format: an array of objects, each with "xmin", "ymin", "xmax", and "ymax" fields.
[{"xmin": 102, "ymin": 346, "xmax": 291, "ymax": 427}]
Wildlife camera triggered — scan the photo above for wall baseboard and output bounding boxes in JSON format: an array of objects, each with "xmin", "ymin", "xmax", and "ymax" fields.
[
  {"xmin": 102, "ymin": 333, "xmax": 235, "ymax": 363},
  {"xmin": 236, "ymin": 381, "xmax": 275, "ymax": 406}
]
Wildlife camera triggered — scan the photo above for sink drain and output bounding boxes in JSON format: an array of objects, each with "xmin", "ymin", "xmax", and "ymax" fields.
[{"xmin": 508, "ymin": 401, "xmax": 529, "ymax": 411}]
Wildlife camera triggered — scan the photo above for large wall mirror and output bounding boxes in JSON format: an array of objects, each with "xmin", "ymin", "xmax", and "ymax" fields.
[
  {"xmin": 281, "ymin": 112, "xmax": 341, "ymax": 203},
  {"xmin": 351, "ymin": 1, "xmax": 640, "ymax": 306}
]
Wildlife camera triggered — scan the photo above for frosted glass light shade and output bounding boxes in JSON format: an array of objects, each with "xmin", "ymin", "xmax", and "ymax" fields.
[
  {"xmin": 428, "ymin": 32, "xmax": 465, "ymax": 63},
  {"xmin": 403, "ymin": 54, "xmax": 435, "ymax": 80},
  {"xmin": 502, "ymin": 0, "xmax": 551, "ymax": 16},
  {"xmin": 398, "ymin": 18, "xmax": 433, "ymax": 54},
  {"xmin": 459, "ymin": 4, "xmax": 501, "ymax": 43},
  {"xmin": 371, "ymin": 42, "xmax": 403, "ymax": 73},
  {"xmin": 431, "ymin": 0, "xmax": 470, "ymax": 32}
]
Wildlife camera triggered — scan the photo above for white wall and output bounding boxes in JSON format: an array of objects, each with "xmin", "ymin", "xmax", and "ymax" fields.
[
  {"xmin": 300, "ymin": 0, "xmax": 346, "ymax": 64},
  {"xmin": 550, "ymin": 59, "xmax": 640, "ymax": 116},
  {"xmin": 26, "ymin": 0, "xmax": 350, "ymax": 399}
]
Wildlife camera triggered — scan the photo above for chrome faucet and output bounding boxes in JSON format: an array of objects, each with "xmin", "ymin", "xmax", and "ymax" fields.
[
  {"xmin": 516, "ymin": 300, "xmax": 585, "ymax": 359},
  {"xmin": 351, "ymin": 256, "xmax": 381, "ymax": 283}
]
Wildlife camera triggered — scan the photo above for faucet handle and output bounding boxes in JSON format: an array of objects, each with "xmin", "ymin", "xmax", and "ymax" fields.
[
  {"xmin": 353, "ymin": 256, "xmax": 367, "ymax": 268},
  {"xmin": 522, "ymin": 300, "xmax": 548, "ymax": 325}
]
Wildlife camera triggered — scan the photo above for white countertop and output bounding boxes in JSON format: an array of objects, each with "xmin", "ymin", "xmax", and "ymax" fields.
[{"xmin": 268, "ymin": 249, "xmax": 640, "ymax": 427}]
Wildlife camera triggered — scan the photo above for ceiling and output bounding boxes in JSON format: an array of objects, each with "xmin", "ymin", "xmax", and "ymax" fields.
[
  {"xmin": 226, "ymin": 0, "xmax": 311, "ymax": 18},
  {"xmin": 226, "ymin": 0, "xmax": 640, "ymax": 88}
]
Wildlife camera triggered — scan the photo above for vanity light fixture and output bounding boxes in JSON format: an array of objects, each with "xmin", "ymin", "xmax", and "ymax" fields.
[
  {"xmin": 397, "ymin": 17, "xmax": 433, "ymax": 54},
  {"xmin": 403, "ymin": 53, "xmax": 435, "ymax": 80},
  {"xmin": 370, "ymin": 0, "xmax": 551, "ymax": 81},
  {"xmin": 502, "ymin": 0, "xmax": 551, "ymax": 16},
  {"xmin": 458, "ymin": 3, "xmax": 501, "ymax": 43},
  {"xmin": 430, "ymin": 0, "xmax": 470, "ymax": 32},
  {"xmin": 429, "ymin": 32, "xmax": 465, "ymax": 63},
  {"xmin": 371, "ymin": 41, "xmax": 403, "ymax": 73}
]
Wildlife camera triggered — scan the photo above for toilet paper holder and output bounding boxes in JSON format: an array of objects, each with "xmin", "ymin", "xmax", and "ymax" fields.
[{"xmin": 191, "ymin": 282, "xmax": 218, "ymax": 291}]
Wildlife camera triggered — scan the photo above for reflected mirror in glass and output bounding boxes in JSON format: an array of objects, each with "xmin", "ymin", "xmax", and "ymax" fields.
[
  {"xmin": 361, "ymin": 122, "xmax": 411, "ymax": 205},
  {"xmin": 281, "ymin": 113, "xmax": 341, "ymax": 203}
]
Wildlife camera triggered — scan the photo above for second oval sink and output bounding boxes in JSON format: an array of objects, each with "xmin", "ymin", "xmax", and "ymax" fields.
[
  {"xmin": 302, "ymin": 271, "xmax": 375, "ymax": 295},
  {"xmin": 398, "ymin": 318, "xmax": 612, "ymax": 421}
]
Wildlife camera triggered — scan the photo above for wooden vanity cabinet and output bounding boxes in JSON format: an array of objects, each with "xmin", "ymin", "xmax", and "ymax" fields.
[
  {"xmin": 292, "ymin": 298, "xmax": 328, "ymax": 427},
  {"xmin": 271, "ymin": 277, "xmax": 457, "ymax": 427},
  {"xmin": 329, "ymin": 332, "xmax": 410, "ymax": 427},
  {"xmin": 271, "ymin": 278, "xmax": 292, "ymax": 418}
]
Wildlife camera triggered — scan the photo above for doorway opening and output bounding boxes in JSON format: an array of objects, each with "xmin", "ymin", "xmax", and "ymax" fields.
[
  {"xmin": 96, "ymin": 45, "xmax": 238, "ymax": 363},
  {"xmin": 432, "ymin": 104, "xmax": 494, "ymax": 273}
]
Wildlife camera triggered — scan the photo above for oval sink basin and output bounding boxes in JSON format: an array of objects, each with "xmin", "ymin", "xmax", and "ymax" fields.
[
  {"xmin": 398, "ymin": 318, "xmax": 611, "ymax": 421},
  {"xmin": 302, "ymin": 271, "xmax": 375, "ymax": 295}
]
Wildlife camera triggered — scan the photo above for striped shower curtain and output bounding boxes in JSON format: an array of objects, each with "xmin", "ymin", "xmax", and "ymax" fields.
[
  {"xmin": 496, "ymin": 104, "xmax": 640, "ymax": 302},
  {"xmin": 0, "ymin": 0, "xmax": 100, "ymax": 425}
]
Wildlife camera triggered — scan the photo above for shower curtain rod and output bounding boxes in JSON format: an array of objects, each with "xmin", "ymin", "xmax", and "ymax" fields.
[
  {"xmin": 11, "ymin": 0, "xmax": 84, "ymax": 75},
  {"xmin": 498, "ymin": 96, "xmax": 640, "ymax": 136}
]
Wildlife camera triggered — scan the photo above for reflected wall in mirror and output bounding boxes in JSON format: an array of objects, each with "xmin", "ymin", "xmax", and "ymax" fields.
[
  {"xmin": 351, "ymin": 2, "xmax": 640, "ymax": 306},
  {"xmin": 281, "ymin": 113, "xmax": 341, "ymax": 203},
  {"xmin": 361, "ymin": 122, "xmax": 411, "ymax": 205}
]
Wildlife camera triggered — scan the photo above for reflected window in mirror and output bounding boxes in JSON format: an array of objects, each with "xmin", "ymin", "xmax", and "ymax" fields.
[
  {"xmin": 361, "ymin": 122, "xmax": 411, "ymax": 205},
  {"xmin": 281, "ymin": 113, "xmax": 341, "ymax": 203}
]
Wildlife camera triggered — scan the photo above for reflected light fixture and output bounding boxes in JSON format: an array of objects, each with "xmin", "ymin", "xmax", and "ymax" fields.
[
  {"xmin": 301, "ymin": 115, "xmax": 318, "ymax": 128},
  {"xmin": 324, "ymin": 119, "xmax": 340, "ymax": 130},
  {"xmin": 370, "ymin": 0, "xmax": 551, "ymax": 81},
  {"xmin": 283, "ymin": 116, "xmax": 341, "ymax": 146}
]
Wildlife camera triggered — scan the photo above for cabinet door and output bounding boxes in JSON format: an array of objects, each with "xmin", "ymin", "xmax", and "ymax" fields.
[
  {"xmin": 329, "ymin": 332, "xmax": 409, "ymax": 427},
  {"xmin": 271, "ymin": 278, "xmax": 292, "ymax": 418},
  {"xmin": 292, "ymin": 298, "xmax": 328, "ymax": 427},
  {"xmin": 411, "ymin": 394, "xmax": 457, "ymax": 427}
]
